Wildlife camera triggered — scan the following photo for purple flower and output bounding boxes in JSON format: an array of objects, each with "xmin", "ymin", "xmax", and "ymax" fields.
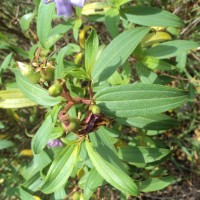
[
  {"xmin": 47, "ymin": 139, "xmax": 62, "ymax": 148},
  {"xmin": 44, "ymin": 0, "xmax": 85, "ymax": 18}
]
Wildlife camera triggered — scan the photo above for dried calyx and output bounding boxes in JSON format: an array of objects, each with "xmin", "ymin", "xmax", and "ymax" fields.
[
  {"xmin": 17, "ymin": 62, "xmax": 41, "ymax": 84},
  {"xmin": 40, "ymin": 62, "xmax": 55, "ymax": 81}
]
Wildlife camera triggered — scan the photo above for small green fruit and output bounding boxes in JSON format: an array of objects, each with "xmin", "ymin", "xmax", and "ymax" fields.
[
  {"xmin": 48, "ymin": 83, "xmax": 63, "ymax": 97},
  {"xmin": 27, "ymin": 72, "xmax": 41, "ymax": 84},
  {"xmin": 91, "ymin": 105, "xmax": 101, "ymax": 114},
  {"xmin": 40, "ymin": 67, "xmax": 55, "ymax": 81},
  {"xmin": 62, "ymin": 118, "xmax": 81, "ymax": 132},
  {"xmin": 70, "ymin": 192, "xmax": 80, "ymax": 200}
]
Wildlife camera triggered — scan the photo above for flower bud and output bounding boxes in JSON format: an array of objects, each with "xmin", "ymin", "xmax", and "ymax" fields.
[
  {"xmin": 48, "ymin": 82, "xmax": 63, "ymax": 97},
  {"xmin": 62, "ymin": 118, "xmax": 81, "ymax": 132}
]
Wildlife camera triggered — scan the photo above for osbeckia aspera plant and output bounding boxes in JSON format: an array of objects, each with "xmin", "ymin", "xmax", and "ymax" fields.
[{"xmin": 44, "ymin": 0, "xmax": 85, "ymax": 17}]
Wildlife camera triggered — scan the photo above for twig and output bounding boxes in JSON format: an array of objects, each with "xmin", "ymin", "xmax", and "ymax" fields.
[
  {"xmin": 46, "ymin": 41, "xmax": 68, "ymax": 61},
  {"xmin": 63, "ymin": 186, "xmax": 79, "ymax": 200}
]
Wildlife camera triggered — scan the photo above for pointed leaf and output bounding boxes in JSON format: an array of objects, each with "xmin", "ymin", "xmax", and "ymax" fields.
[
  {"xmin": 84, "ymin": 168, "xmax": 104, "ymax": 200},
  {"xmin": 145, "ymin": 40, "xmax": 199, "ymax": 59},
  {"xmin": 19, "ymin": 187, "xmax": 35, "ymax": 200},
  {"xmin": 118, "ymin": 146, "xmax": 171, "ymax": 166},
  {"xmin": 20, "ymin": 13, "xmax": 35, "ymax": 32},
  {"xmin": 85, "ymin": 29, "xmax": 99, "ymax": 74},
  {"xmin": 55, "ymin": 44, "xmax": 80, "ymax": 79},
  {"xmin": 86, "ymin": 140, "xmax": 139, "ymax": 196},
  {"xmin": 95, "ymin": 84, "xmax": 188, "ymax": 118},
  {"xmin": 91, "ymin": 27, "xmax": 150, "ymax": 83},
  {"xmin": 90, "ymin": 127, "xmax": 127, "ymax": 172},
  {"xmin": 41, "ymin": 145, "xmax": 79, "ymax": 194},
  {"xmin": 37, "ymin": 2, "xmax": 55, "ymax": 48},
  {"xmin": 124, "ymin": 114, "xmax": 179, "ymax": 130},
  {"xmin": 31, "ymin": 114, "xmax": 53, "ymax": 154},
  {"xmin": 0, "ymin": 89, "xmax": 36, "ymax": 108},
  {"xmin": 15, "ymin": 70, "xmax": 62, "ymax": 107},
  {"xmin": 139, "ymin": 176, "xmax": 175, "ymax": 192},
  {"xmin": 122, "ymin": 6, "xmax": 183, "ymax": 28},
  {"xmin": 0, "ymin": 139, "xmax": 14, "ymax": 150},
  {"xmin": 105, "ymin": 8, "xmax": 119, "ymax": 38}
]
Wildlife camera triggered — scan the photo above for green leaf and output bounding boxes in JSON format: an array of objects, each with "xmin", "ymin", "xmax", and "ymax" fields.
[
  {"xmin": 49, "ymin": 126, "xmax": 64, "ymax": 140},
  {"xmin": 86, "ymin": 140, "xmax": 139, "ymax": 196},
  {"xmin": 141, "ymin": 57, "xmax": 174, "ymax": 71},
  {"xmin": 53, "ymin": 187, "xmax": 67, "ymax": 200},
  {"xmin": 176, "ymin": 53, "xmax": 187, "ymax": 72},
  {"xmin": 23, "ymin": 173, "xmax": 44, "ymax": 192},
  {"xmin": 105, "ymin": 8, "xmax": 119, "ymax": 38},
  {"xmin": 0, "ymin": 139, "xmax": 14, "ymax": 150},
  {"xmin": 41, "ymin": 145, "xmax": 79, "ymax": 194},
  {"xmin": 111, "ymin": 0, "xmax": 132, "ymax": 6},
  {"xmin": 0, "ymin": 89, "xmax": 36, "ymax": 108},
  {"xmin": 145, "ymin": 40, "xmax": 199, "ymax": 59},
  {"xmin": 0, "ymin": 44, "xmax": 28, "ymax": 58},
  {"xmin": 20, "ymin": 13, "xmax": 35, "ymax": 32},
  {"xmin": 31, "ymin": 114, "xmax": 53, "ymax": 154},
  {"xmin": 85, "ymin": 29, "xmax": 99, "ymax": 75},
  {"xmin": 82, "ymin": 2, "xmax": 110, "ymax": 16},
  {"xmin": 19, "ymin": 186, "xmax": 35, "ymax": 200},
  {"xmin": 139, "ymin": 176, "xmax": 175, "ymax": 192},
  {"xmin": 37, "ymin": 2, "xmax": 55, "ymax": 48},
  {"xmin": 135, "ymin": 62, "xmax": 161, "ymax": 84},
  {"xmin": 15, "ymin": 70, "xmax": 62, "ymax": 107},
  {"xmin": 124, "ymin": 114, "xmax": 179, "ymax": 130},
  {"xmin": 95, "ymin": 84, "xmax": 188, "ymax": 118},
  {"xmin": 20, "ymin": 150, "xmax": 51, "ymax": 180},
  {"xmin": 45, "ymin": 23, "xmax": 72, "ymax": 49},
  {"xmin": 90, "ymin": 127, "xmax": 127, "ymax": 172},
  {"xmin": 55, "ymin": 44, "xmax": 80, "ymax": 79},
  {"xmin": 122, "ymin": 6, "xmax": 183, "ymax": 28},
  {"xmin": 91, "ymin": 27, "xmax": 150, "ymax": 83},
  {"xmin": 118, "ymin": 146, "xmax": 171, "ymax": 167},
  {"xmin": 84, "ymin": 168, "xmax": 104, "ymax": 200},
  {"xmin": 0, "ymin": 53, "xmax": 13, "ymax": 72}
]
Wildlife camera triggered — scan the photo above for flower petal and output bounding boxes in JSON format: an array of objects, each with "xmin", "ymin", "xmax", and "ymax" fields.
[
  {"xmin": 55, "ymin": 0, "xmax": 73, "ymax": 17},
  {"xmin": 69, "ymin": 0, "xmax": 85, "ymax": 7}
]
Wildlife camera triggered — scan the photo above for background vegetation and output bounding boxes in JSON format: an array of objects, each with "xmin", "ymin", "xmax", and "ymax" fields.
[{"xmin": 0, "ymin": 0, "xmax": 200, "ymax": 199}]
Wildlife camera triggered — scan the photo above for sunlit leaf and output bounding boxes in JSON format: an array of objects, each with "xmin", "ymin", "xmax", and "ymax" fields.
[
  {"xmin": 0, "ymin": 89, "xmax": 36, "ymax": 108},
  {"xmin": 139, "ymin": 176, "xmax": 175, "ymax": 192},
  {"xmin": 95, "ymin": 84, "xmax": 188, "ymax": 118},
  {"xmin": 118, "ymin": 146, "xmax": 171, "ymax": 167},
  {"xmin": 15, "ymin": 70, "xmax": 63, "ymax": 107},
  {"xmin": 41, "ymin": 145, "xmax": 79, "ymax": 194},
  {"xmin": 92, "ymin": 27, "xmax": 150, "ymax": 83},
  {"xmin": 122, "ymin": 6, "xmax": 183, "ymax": 27},
  {"xmin": 86, "ymin": 140, "xmax": 139, "ymax": 196}
]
